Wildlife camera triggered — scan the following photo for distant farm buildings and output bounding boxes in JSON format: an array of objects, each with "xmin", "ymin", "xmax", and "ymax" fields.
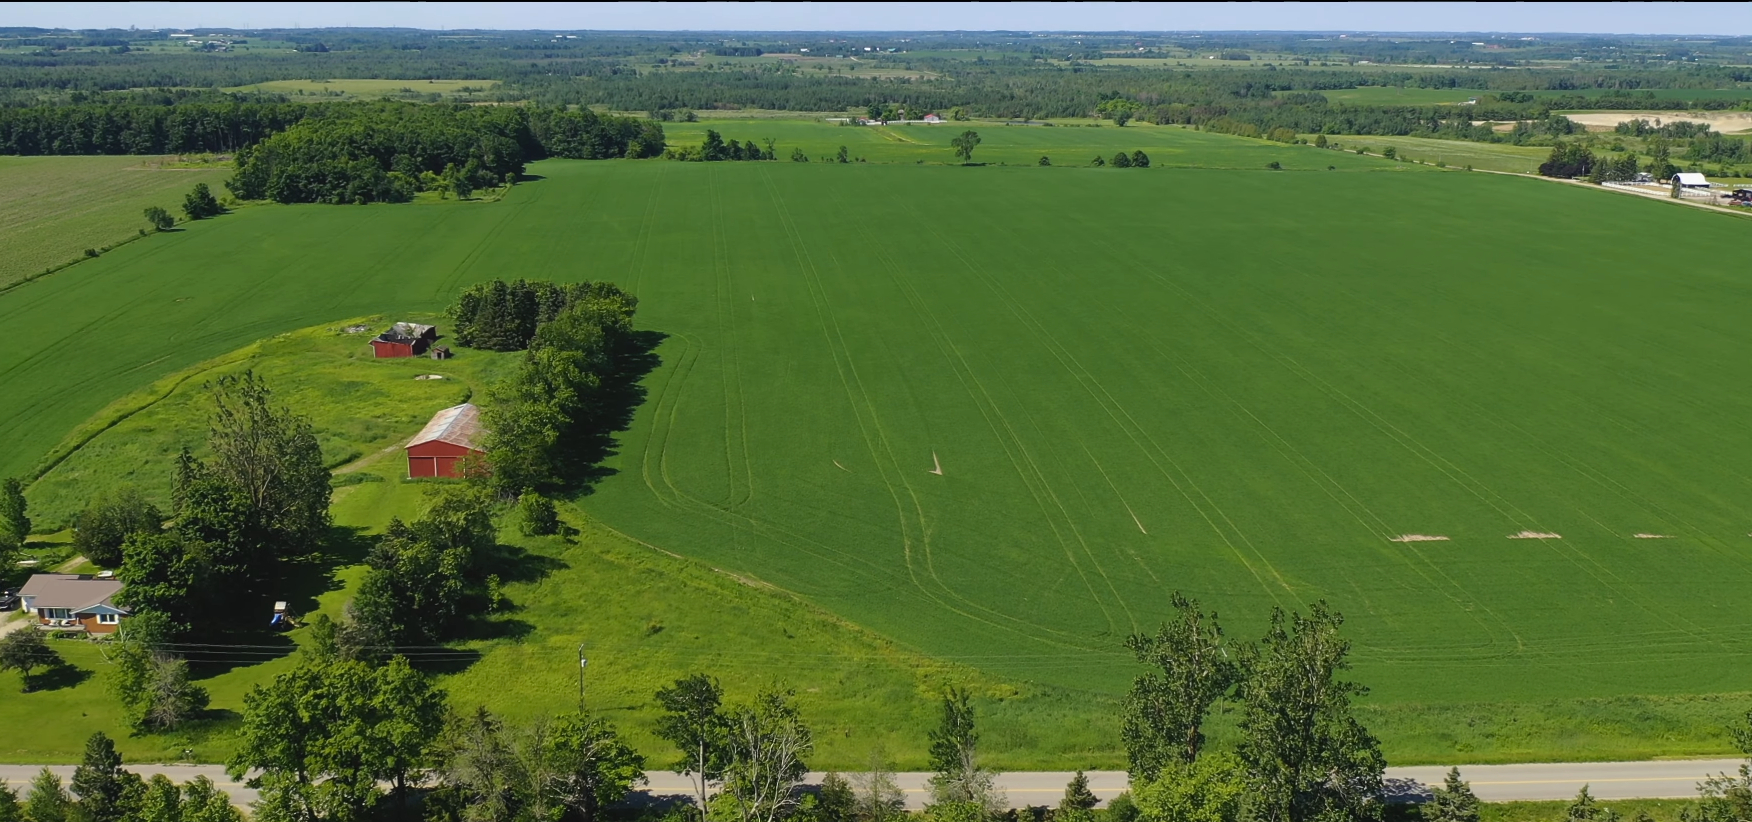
[
  {"xmin": 407, "ymin": 403, "xmax": 485, "ymax": 478},
  {"xmin": 1674, "ymin": 172, "xmax": 1710, "ymax": 189},
  {"xmin": 371, "ymin": 322, "xmax": 438, "ymax": 358}
]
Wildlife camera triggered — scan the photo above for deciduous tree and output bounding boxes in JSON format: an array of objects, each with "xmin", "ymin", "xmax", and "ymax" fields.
[
  {"xmin": 0, "ymin": 629, "xmax": 58, "ymax": 692},
  {"xmin": 1122, "ymin": 592, "xmax": 1242, "ymax": 779},
  {"xmin": 74, "ymin": 487, "xmax": 162, "ymax": 568},
  {"xmin": 853, "ymin": 749, "xmax": 905, "ymax": 822},
  {"xmin": 926, "ymin": 688, "xmax": 1000, "ymax": 815},
  {"xmin": 541, "ymin": 712, "xmax": 647, "ymax": 822},
  {"xmin": 143, "ymin": 206, "xmax": 174, "ymax": 232},
  {"xmin": 723, "ymin": 689, "xmax": 812, "ymax": 822},
  {"xmin": 1132, "ymin": 753, "xmax": 1246, "ymax": 822},
  {"xmin": 1235, "ymin": 603, "xmax": 1384, "ymax": 822},
  {"xmin": 951, "ymin": 130, "xmax": 981, "ymax": 163},
  {"xmin": 182, "ymin": 183, "xmax": 221, "ymax": 219},
  {"xmin": 655, "ymin": 674, "xmax": 730, "ymax": 822}
]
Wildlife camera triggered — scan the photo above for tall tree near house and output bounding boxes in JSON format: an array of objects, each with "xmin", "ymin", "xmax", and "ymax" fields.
[
  {"xmin": 202, "ymin": 371, "xmax": 331, "ymax": 554},
  {"xmin": 1236, "ymin": 602, "xmax": 1384, "ymax": 822},
  {"xmin": 1122, "ymin": 592, "xmax": 1242, "ymax": 780},
  {"xmin": 951, "ymin": 130, "xmax": 981, "ymax": 163},
  {"xmin": 0, "ymin": 629, "xmax": 59, "ymax": 693},
  {"xmin": 655, "ymin": 674, "xmax": 730, "ymax": 822},
  {"xmin": 0, "ymin": 477, "xmax": 28, "ymax": 546},
  {"xmin": 0, "ymin": 785, "xmax": 20, "ymax": 822},
  {"xmin": 723, "ymin": 689, "xmax": 813, "ymax": 822},
  {"xmin": 74, "ymin": 487, "xmax": 162, "ymax": 568}
]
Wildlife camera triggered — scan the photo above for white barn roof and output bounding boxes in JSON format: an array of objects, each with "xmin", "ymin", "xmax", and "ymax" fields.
[
  {"xmin": 1675, "ymin": 172, "xmax": 1709, "ymax": 186},
  {"xmin": 408, "ymin": 403, "xmax": 485, "ymax": 451}
]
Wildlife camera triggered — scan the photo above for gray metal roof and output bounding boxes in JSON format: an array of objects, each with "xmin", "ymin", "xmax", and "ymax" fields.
[{"xmin": 17, "ymin": 574, "xmax": 124, "ymax": 612}]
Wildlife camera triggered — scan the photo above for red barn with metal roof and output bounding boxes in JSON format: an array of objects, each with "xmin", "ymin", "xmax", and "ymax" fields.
[
  {"xmin": 371, "ymin": 322, "xmax": 438, "ymax": 358},
  {"xmin": 406, "ymin": 403, "xmax": 486, "ymax": 478}
]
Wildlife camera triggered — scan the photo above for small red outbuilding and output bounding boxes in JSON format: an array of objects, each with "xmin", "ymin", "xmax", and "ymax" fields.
[
  {"xmin": 407, "ymin": 403, "xmax": 486, "ymax": 478},
  {"xmin": 371, "ymin": 322, "xmax": 438, "ymax": 358}
]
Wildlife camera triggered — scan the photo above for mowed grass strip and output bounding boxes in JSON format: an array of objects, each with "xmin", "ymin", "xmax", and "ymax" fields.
[
  {"xmin": 8, "ymin": 138, "xmax": 1752, "ymax": 761},
  {"xmin": 0, "ymin": 156, "xmax": 230, "ymax": 288}
]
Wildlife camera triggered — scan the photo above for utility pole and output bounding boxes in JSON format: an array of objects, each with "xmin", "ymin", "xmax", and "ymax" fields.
[{"xmin": 577, "ymin": 643, "xmax": 589, "ymax": 706}]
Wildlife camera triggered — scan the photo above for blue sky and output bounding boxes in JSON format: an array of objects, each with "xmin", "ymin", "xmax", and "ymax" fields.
[{"xmin": 10, "ymin": 2, "xmax": 1752, "ymax": 35}]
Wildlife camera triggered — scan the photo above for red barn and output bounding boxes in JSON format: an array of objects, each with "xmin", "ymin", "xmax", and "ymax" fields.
[
  {"xmin": 406, "ymin": 403, "xmax": 486, "ymax": 478},
  {"xmin": 370, "ymin": 322, "xmax": 438, "ymax": 358}
]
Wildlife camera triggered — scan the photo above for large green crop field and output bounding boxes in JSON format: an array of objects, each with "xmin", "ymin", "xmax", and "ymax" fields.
[{"xmin": 8, "ymin": 128, "xmax": 1752, "ymax": 763}]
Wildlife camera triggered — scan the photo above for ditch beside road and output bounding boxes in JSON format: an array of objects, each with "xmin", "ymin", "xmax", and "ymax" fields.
[{"xmin": 1, "ymin": 760, "xmax": 1745, "ymax": 809}]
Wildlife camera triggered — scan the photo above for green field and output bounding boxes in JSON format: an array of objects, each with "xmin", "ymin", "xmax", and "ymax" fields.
[
  {"xmin": 9, "ymin": 127, "xmax": 1752, "ymax": 764},
  {"xmin": 667, "ymin": 119, "xmax": 1409, "ymax": 168},
  {"xmin": 1310, "ymin": 136, "xmax": 1551, "ymax": 173},
  {"xmin": 0, "ymin": 156, "xmax": 231, "ymax": 288}
]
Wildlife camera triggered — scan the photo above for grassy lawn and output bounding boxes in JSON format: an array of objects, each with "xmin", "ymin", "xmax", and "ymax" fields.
[
  {"xmin": 0, "ymin": 156, "xmax": 231, "ymax": 289},
  {"xmin": 8, "ymin": 138, "xmax": 1752, "ymax": 764}
]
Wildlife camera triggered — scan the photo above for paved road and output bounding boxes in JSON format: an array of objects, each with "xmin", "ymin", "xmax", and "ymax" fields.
[{"xmin": 4, "ymin": 761, "xmax": 1744, "ymax": 809}]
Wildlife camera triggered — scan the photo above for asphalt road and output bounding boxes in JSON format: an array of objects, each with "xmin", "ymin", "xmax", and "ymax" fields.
[{"xmin": 2, "ymin": 760, "xmax": 1743, "ymax": 809}]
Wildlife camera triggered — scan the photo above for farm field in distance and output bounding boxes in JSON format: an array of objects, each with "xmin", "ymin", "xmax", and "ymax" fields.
[
  {"xmin": 8, "ymin": 125, "xmax": 1752, "ymax": 765},
  {"xmin": 0, "ymin": 156, "xmax": 230, "ymax": 288}
]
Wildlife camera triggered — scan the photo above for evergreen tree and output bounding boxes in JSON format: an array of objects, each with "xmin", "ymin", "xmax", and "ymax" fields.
[
  {"xmin": 1057, "ymin": 771, "xmax": 1098, "ymax": 822},
  {"xmin": 23, "ymin": 769, "xmax": 71, "ymax": 822},
  {"xmin": 1427, "ymin": 768, "xmax": 1481, "ymax": 822},
  {"xmin": 0, "ymin": 477, "xmax": 28, "ymax": 546},
  {"xmin": 71, "ymin": 733, "xmax": 133, "ymax": 822},
  {"xmin": 0, "ymin": 784, "xmax": 22, "ymax": 822}
]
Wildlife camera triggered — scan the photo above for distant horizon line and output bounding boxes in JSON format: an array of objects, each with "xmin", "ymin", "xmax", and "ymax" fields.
[{"xmin": 5, "ymin": 25, "xmax": 1735, "ymax": 38}]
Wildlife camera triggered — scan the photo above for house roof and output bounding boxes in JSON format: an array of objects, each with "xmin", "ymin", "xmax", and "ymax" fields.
[
  {"xmin": 1675, "ymin": 172, "xmax": 1709, "ymax": 186},
  {"xmin": 18, "ymin": 574, "xmax": 125, "ymax": 613},
  {"xmin": 408, "ymin": 403, "xmax": 486, "ymax": 451}
]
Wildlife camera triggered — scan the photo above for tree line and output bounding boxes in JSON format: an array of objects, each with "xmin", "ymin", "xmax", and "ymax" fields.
[
  {"xmin": 448, "ymin": 279, "xmax": 641, "ymax": 495},
  {"xmin": 225, "ymin": 103, "xmax": 661, "ymax": 205}
]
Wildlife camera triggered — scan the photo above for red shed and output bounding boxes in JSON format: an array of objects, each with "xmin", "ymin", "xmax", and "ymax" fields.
[
  {"xmin": 371, "ymin": 322, "xmax": 438, "ymax": 358},
  {"xmin": 407, "ymin": 403, "xmax": 486, "ymax": 478}
]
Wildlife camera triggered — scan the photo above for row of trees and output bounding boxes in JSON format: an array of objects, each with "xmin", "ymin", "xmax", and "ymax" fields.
[
  {"xmin": 1092, "ymin": 152, "xmax": 1151, "ymax": 168},
  {"xmin": 451, "ymin": 279, "xmax": 640, "ymax": 494},
  {"xmin": 665, "ymin": 130, "xmax": 778, "ymax": 161},
  {"xmin": 448, "ymin": 279, "xmax": 638, "ymax": 352},
  {"xmin": 0, "ymin": 733, "xmax": 242, "ymax": 822},
  {"xmin": 1539, "ymin": 139, "xmax": 1679, "ymax": 181}
]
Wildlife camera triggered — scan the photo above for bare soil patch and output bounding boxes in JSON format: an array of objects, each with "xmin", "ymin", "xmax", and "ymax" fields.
[
  {"xmin": 1390, "ymin": 534, "xmax": 1451, "ymax": 543},
  {"xmin": 1508, "ymin": 530, "xmax": 1563, "ymax": 539},
  {"xmin": 1561, "ymin": 111, "xmax": 1752, "ymax": 133}
]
